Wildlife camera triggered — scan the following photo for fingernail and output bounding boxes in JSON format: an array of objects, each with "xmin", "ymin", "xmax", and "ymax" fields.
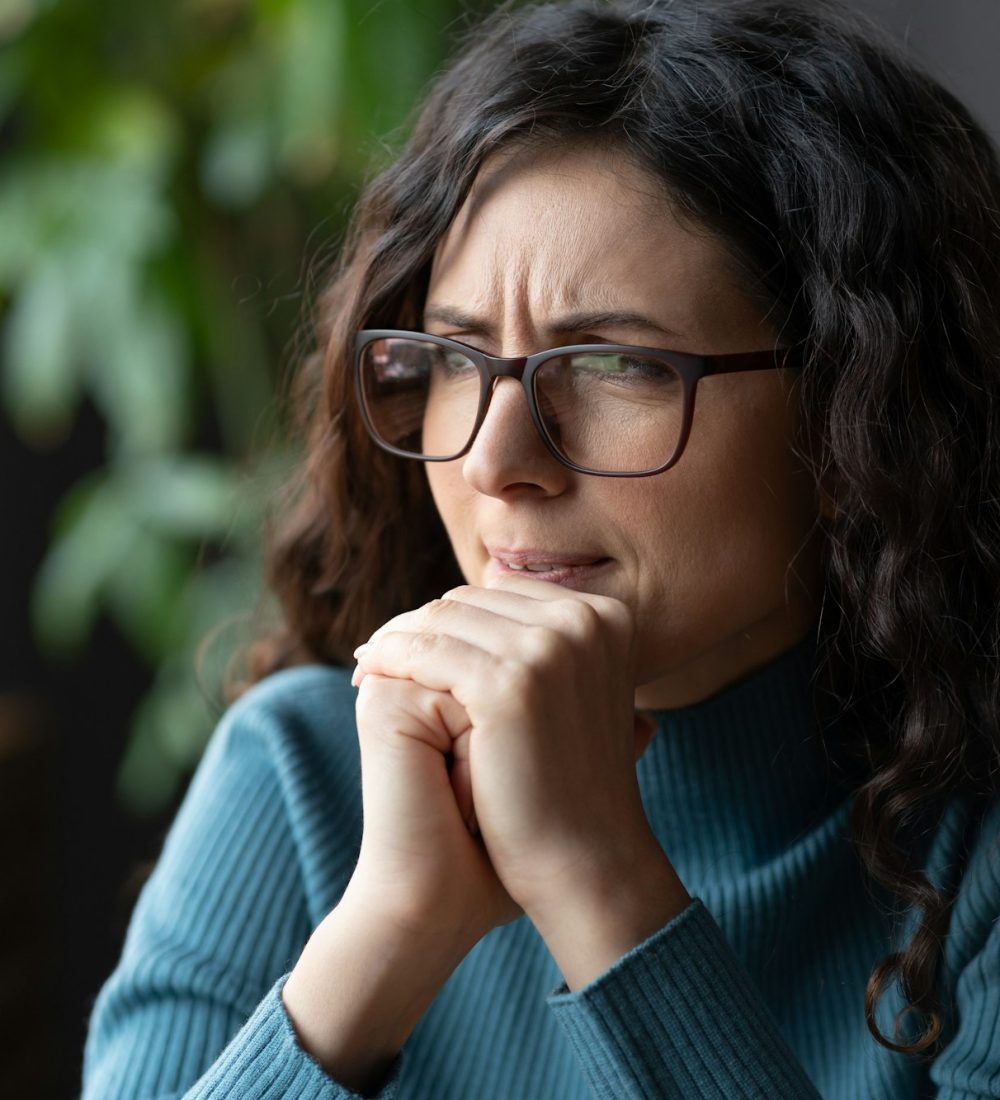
[{"xmin": 353, "ymin": 643, "xmax": 369, "ymax": 658}]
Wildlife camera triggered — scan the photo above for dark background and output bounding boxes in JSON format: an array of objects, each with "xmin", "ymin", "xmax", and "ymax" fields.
[{"xmin": 2, "ymin": 2, "xmax": 997, "ymax": 1098}]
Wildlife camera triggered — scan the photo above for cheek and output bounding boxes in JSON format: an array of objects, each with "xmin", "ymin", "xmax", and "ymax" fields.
[
  {"xmin": 425, "ymin": 465, "xmax": 457, "ymax": 528},
  {"xmin": 620, "ymin": 417, "xmax": 816, "ymax": 652},
  {"xmin": 425, "ymin": 466, "xmax": 476, "ymax": 561}
]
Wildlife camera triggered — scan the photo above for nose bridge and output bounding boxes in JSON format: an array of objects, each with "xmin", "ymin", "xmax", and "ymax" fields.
[
  {"xmin": 471, "ymin": 356, "xmax": 539, "ymax": 453},
  {"xmin": 477, "ymin": 353, "xmax": 532, "ymax": 436},
  {"xmin": 484, "ymin": 352, "xmax": 529, "ymax": 381},
  {"xmin": 460, "ymin": 358, "xmax": 566, "ymax": 491},
  {"xmin": 481, "ymin": 371, "xmax": 530, "ymax": 422}
]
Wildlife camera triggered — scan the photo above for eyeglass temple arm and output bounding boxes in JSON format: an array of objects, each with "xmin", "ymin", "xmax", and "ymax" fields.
[{"xmin": 701, "ymin": 348, "xmax": 802, "ymax": 375}]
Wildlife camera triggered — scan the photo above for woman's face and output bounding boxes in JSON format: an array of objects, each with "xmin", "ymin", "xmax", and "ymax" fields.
[{"xmin": 422, "ymin": 140, "xmax": 827, "ymax": 708}]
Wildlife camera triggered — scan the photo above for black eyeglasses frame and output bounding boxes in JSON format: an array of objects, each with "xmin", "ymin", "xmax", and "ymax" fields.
[{"xmin": 353, "ymin": 328, "xmax": 803, "ymax": 478}]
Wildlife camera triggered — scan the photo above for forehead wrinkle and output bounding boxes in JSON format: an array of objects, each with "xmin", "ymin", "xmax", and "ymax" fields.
[
  {"xmin": 521, "ymin": 214, "xmax": 620, "ymax": 322},
  {"xmin": 505, "ymin": 184, "xmax": 611, "ymax": 320},
  {"xmin": 429, "ymin": 142, "xmax": 763, "ymax": 347}
]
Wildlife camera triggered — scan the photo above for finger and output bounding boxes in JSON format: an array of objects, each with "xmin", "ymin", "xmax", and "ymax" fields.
[
  {"xmin": 439, "ymin": 579, "xmax": 627, "ymax": 630},
  {"xmin": 354, "ymin": 672, "xmax": 472, "ymax": 747},
  {"xmin": 355, "ymin": 575, "xmax": 629, "ymax": 655},
  {"xmin": 431, "ymin": 581, "xmax": 635, "ymax": 666},
  {"xmin": 449, "ymin": 734, "xmax": 478, "ymax": 834},
  {"xmin": 478, "ymin": 574, "xmax": 636, "ymax": 647},
  {"xmin": 481, "ymin": 571, "xmax": 628, "ymax": 621},
  {"xmin": 353, "ymin": 630, "xmax": 497, "ymax": 710},
  {"xmin": 357, "ymin": 586, "xmax": 632, "ymax": 665},
  {"xmin": 357, "ymin": 601, "xmax": 528, "ymax": 666}
]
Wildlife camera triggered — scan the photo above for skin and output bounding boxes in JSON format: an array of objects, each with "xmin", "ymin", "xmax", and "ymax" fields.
[
  {"xmin": 421, "ymin": 139, "xmax": 828, "ymax": 708},
  {"xmin": 348, "ymin": 139, "xmax": 831, "ymax": 991},
  {"xmin": 352, "ymin": 135, "xmax": 827, "ymax": 937}
]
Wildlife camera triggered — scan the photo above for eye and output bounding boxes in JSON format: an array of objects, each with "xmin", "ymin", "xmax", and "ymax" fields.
[
  {"xmin": 559, "ymin": 351, "xmax": 682, "ymax": 390},
  {"xmin": 440, "ymin": 349, "xmax": 478, "ymax": 375},
  {"xmin": 440, "ymin": 334, "xmax": 489, "ymax": 354}
]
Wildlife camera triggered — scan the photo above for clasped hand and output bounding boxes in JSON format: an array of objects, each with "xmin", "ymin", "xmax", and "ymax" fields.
[{"xmin": 349, "ymin": 572, "xmax": 662, "ymax": 940}]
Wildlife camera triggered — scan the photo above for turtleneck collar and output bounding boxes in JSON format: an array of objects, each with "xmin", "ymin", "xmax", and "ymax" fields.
[{"xmin": 637, "ymin": 632, "xmax": 848, "ymax": 885}]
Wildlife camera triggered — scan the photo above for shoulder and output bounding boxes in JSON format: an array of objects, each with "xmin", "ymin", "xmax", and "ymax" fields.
[
  {"xmin": 222, "ymin": 662, "xmax": 357, "ymax": 736},
  {"xmin": 932, "ymin": 794, "xmax": 1000, "ymax": 979},
  {"xmin": 203, "ymin": 662, "xmax": 364, "ymax": 840},
  {"xmin": 924, "ymin": 796, "xmax": 1000, "ymax": 1087},
  {"xmin": 165, "ymin": 662, "xmax": 363, "ymax": 925},
  {"xmin": 210, "ymin": 662, "xmax": 360, "ymax": 774},
  {"xmin": 947, "ymin": 794, "xmax": 1000, "ymax": 922},
  {"xmin": 97, "ymin": 665, "xmax": 365, "ymax": 1022}
]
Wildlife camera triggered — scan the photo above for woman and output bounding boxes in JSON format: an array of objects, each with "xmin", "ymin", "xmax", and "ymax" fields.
[{"xmin": 82, "ymin": 0, "xmax": 1000, "ymax": 1097}]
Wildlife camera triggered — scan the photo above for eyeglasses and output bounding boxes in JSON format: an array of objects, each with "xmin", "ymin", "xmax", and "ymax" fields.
[{"xmin": 354, "ymin": 329, "xmax": 802, "ymax": 477}]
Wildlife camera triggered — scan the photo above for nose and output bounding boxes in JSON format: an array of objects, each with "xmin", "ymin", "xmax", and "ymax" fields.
[{"xmin": 460, "ymin": 376, "xmax": 570, "ymax": 496}]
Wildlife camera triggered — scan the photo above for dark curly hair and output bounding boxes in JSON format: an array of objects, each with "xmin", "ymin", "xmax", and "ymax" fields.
[{"xmin": 231, "ymin": 0, "xmax": 1000, "ymax": 1058}]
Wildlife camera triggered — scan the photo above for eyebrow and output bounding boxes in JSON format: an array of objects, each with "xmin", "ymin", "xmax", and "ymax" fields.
[{"xmin": 422, "ymin": 305, "xmax": 682, "ymax": 340}]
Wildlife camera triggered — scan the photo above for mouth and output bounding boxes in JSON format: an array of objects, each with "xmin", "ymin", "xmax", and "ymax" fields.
[{"xmin": 487, "ymin": 547, "xmax": 613, "ymax": 588}]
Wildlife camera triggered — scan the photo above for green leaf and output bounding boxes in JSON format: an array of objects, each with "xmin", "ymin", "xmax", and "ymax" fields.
[
  {"xmin": 31, "ymin": 479, "xmax": 137, "ymax": 655},
  {"xmin": 114, "ymin": 680, "xmax": 194, "ymax": 817},
  {"xmin": 0, "ymin": 155, "xmax": 183, "ymax": 447},
  {"xmin": 149, "ymin": 659, "xmax": 215, "ymax": 770},
  {"xmin": 105, "ymin": 529, "xmax": 192, "ymax": 661},
  {"xmin": 82, "ymin": 85, "xmax": 180, "ymax": 181},
  {"xmin": 200, "ymin": 112, "xmax": 274, "ymax": 208},
  {"xmin": 86, "ymin": 163, "xmax": 176, "ymax": 259},
  {"xmin": 84, "ymin": 284, "xmax": 191, "ymax": 456},
  {"xmin": 1, "ymin": 256, "xmax": 80, "ymax": 443},
  {"xmin": 198, "ymin": 45, "xmax": 279, "ymax": 208},
  {"xmin": 0, "ymin": 0, "xmax": 54, "ymax": 43},
  {"xmin": 114, "ymin": 565, "xmax": 265, "ymax": 815},
  {"xmin": 0, "ymin": 162, "xmax": 37, "ymax": 287},
  {"xmin": 4, "ymin": 0, "xmax": 472, "ymax": 820},
  {"xmin": 273, "ymin": 0, "xmax": 345, "ymax": 185},
  {"xmin": 117, "ymin": 455, "xmax": 244, "ymax": 541}
]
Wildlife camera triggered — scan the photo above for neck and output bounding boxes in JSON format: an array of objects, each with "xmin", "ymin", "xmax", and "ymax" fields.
[
  {"xmin": 636, "ymin": 631, "xmax": 847, "ymax": 885},
  {"xmin": 634, "ymin": 615, "xmax": 821, "ymax": 711}
]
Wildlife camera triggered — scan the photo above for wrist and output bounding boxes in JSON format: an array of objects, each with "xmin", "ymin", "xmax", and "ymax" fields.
[
  {"xmin": 282, "ymin": 890, "xmax": 476, "ymax": 1092},
  {"xmin": 343, "ymin": 860, "xmax": 492, "ymax": 953},
  {"xmin": 527, "ymin": 836, "xmax": 692, "ymax": 992}
]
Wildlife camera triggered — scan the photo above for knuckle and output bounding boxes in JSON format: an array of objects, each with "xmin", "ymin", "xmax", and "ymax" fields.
[
  {"xmin": 584, "ymin": 593, "xmax": 634, "ymax": 637},
  {"xmin": 424, "ymin": 597, "xmax": 449, "ymax": 620},
  {"xmin": 496, "ymin": 657, "xmax": 535, "ymax": 698},
  {"xmin": 354, "ymin": 672, "xmax": 390, "ymax": 720},
  {"xmin": 557, "ymin": 596, "xmax": 601, "ymax": 639},
  {"xmin": 407, "ymin": 629, "xmax": 440, "ymax": 658},
  {"xmin": 523, "ymin": 623, "xmax": 565, "ymax": 666},
  {"xmin": 604, "ymin": 595, "xmax": 635, "ymax": 635}
]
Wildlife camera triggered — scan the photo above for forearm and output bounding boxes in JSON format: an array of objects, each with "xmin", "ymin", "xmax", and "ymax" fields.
[
  {"xmin": 546, "ymin": 898, "xmax": 823, "ymax": 1099},
  {"xmin": 530, "ymin": 839, "xmax": 693, "ymax": 992},
  {"xmin": 281, "ymin": 887, "xmax": 476, "ymax": 1096}
]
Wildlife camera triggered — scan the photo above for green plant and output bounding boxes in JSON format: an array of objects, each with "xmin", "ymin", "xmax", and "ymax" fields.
[{"xmin": 0, "ymin": 0, "xmax": 472, "ymax": 813}]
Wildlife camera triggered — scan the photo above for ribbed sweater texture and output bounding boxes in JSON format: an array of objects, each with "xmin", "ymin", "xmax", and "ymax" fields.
[{"xmin": 81, "ymin": 635, "xmax": 1000, "ymax": 1098}]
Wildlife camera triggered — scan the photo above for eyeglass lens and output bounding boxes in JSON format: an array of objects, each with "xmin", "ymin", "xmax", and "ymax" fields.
[{"xmin": 359, "ymin": 336, "xmax": 685, "ymax": 474}]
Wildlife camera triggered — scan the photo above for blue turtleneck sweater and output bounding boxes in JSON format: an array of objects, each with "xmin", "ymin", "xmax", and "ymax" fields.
[{"xmin": 81, "ymin": 636, "xmax": 1000, "ymax": 1098}]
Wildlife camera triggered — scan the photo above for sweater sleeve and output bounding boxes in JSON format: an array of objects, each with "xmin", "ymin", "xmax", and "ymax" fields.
[
  {"xmin": 926, "ymin": 801, "xmax": 1000, "ymax": 1100},
  {"xmin": 545, "ymin": 897, "xmax": 822, "ymax": 1099},
  {"xmin": 80, "ymin": 680, "xmax": 402, "ymax": 1100}
]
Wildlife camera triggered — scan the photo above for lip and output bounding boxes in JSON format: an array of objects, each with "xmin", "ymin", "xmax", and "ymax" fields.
[
  {"xmin": 486, "ymin": 545, "xmax": 609, "ymax": 567},
  {"xmin": 486, "ymin": 546, "xmax": 613, "ymax": 589}
]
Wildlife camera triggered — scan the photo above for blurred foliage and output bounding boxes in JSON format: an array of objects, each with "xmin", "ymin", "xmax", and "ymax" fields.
[{"xmin": 0, "ymin": 0, "xmax": 475, "ymax": 814}]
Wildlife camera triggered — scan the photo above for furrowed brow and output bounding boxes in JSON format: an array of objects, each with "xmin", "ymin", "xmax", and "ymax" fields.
[
  {"xmin": 422, "ymin": 305, "xmax": 491, "ymax": 332},
  {"xmin": 422, "ymin": 304, "xmax": 681, "ymax": 340}
]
